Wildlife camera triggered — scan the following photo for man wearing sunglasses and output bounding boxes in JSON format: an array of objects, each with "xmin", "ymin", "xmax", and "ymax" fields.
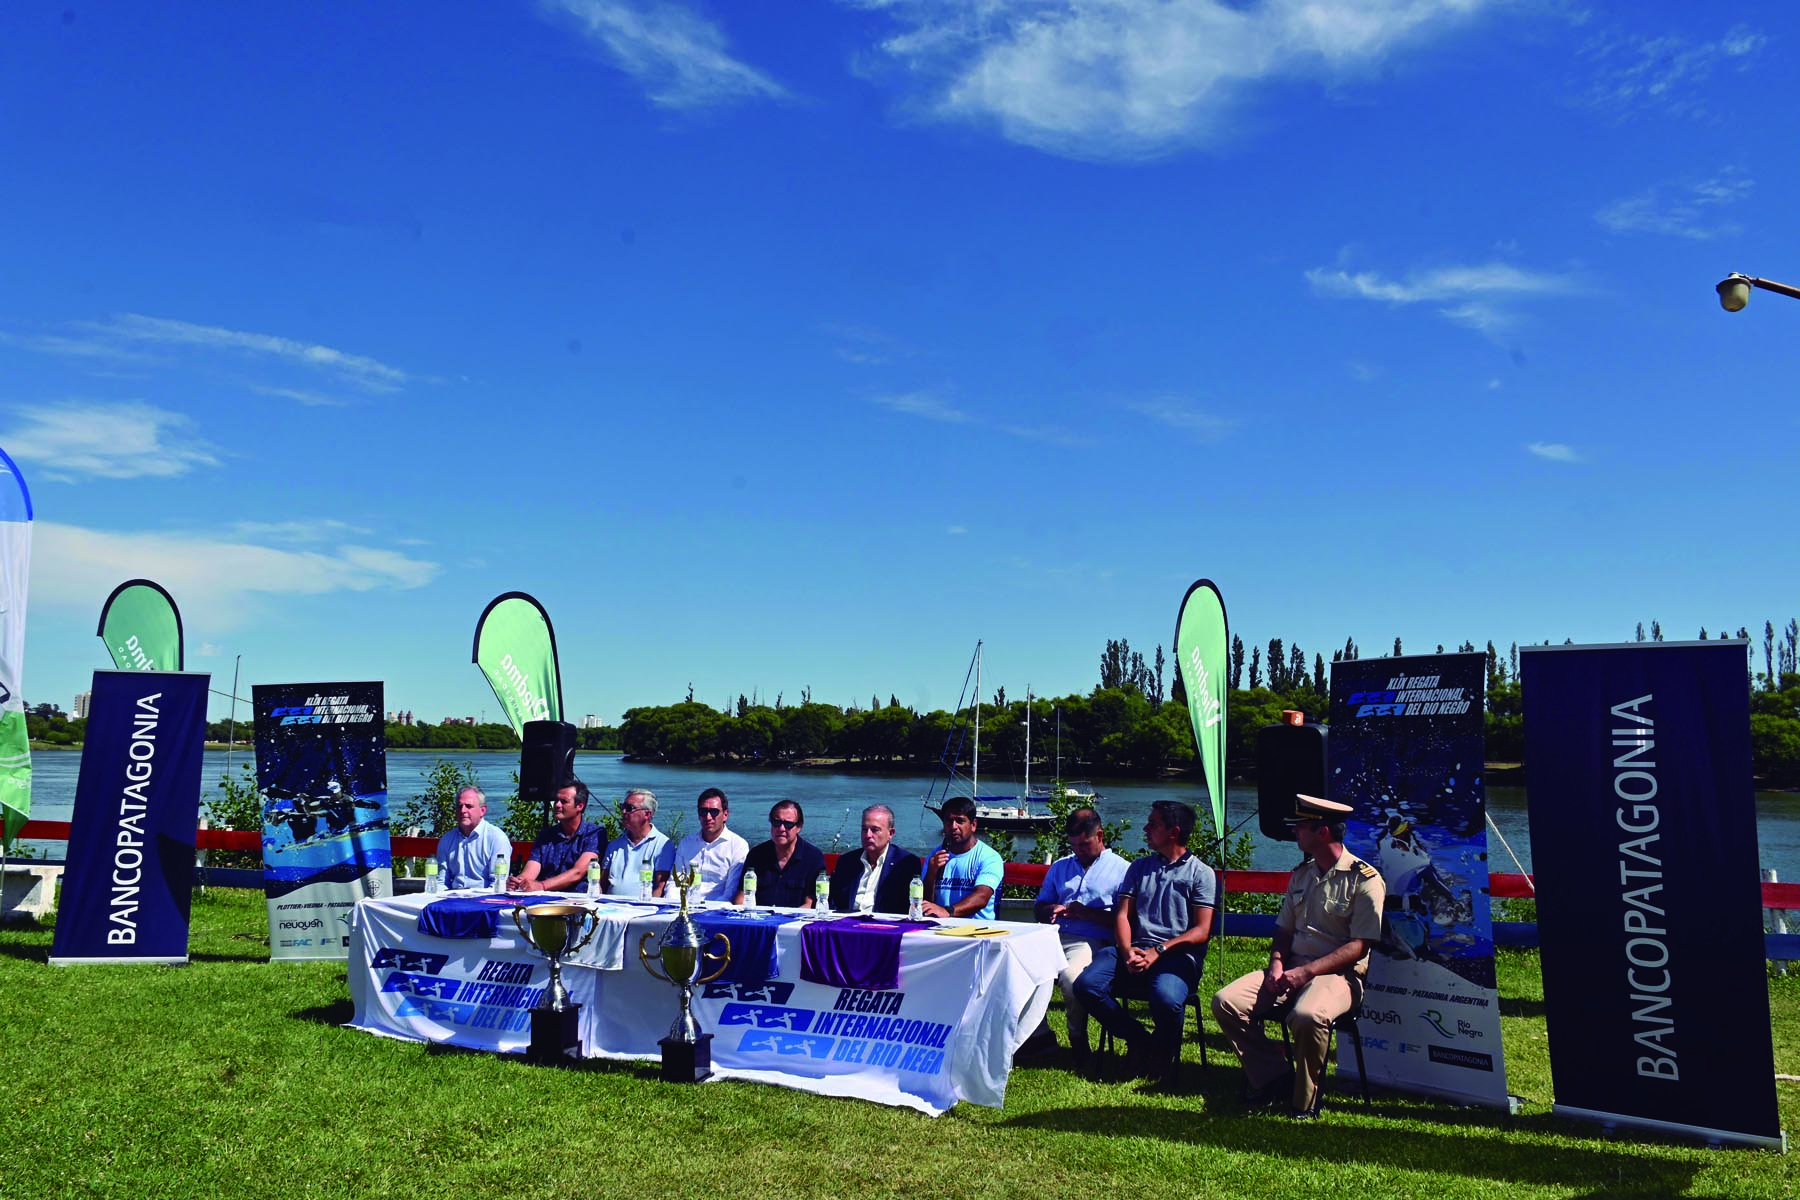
[
  {"xmin": 672, "ymin": 787, "xmax": 748, "ymax": 903},
  {"xmin": 600, "ymin": 787, "xmax": 675, "ymax": 897},
  {"xmin": 508, "ymin": 779, "xmax": 604, "ymax": 893},
  {"xmin": 740, "ymin": 800, "xmax": 827, "ymax": 907}
]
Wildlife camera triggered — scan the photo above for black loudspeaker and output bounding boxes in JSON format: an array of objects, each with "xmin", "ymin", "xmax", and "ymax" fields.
[
  {"xmin": 520, "ymin": 720, "xmax": 579, "ymax": 823},
  {"xmin": 1256, "ymin": 722, "xmax": 1329, "ymax": 842}
]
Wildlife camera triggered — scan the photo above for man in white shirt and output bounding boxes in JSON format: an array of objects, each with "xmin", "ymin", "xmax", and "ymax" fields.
[
  {"xmin": 599, "ymin": 786, "xmax": 675, "ymax": 897},
  {"xmin": 672, "ymin": 787, "xmax": 748, "ymax": 903},
  {"xmin": 827, "ymin": 804, "xmax": 922, "ymax": 914},
  {"xmin": 433, "ymin": 786, "xmax": 511, "ymax": 890}
]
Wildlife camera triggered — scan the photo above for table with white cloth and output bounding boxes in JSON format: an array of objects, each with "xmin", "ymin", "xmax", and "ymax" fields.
[{"xmin": 345, "ymin": 891, "xmax": 1064, "ymax": 1115}]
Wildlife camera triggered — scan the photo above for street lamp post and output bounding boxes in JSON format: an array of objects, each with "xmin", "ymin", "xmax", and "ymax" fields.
[{"xmin": 1716, "ymin": 272, "xmax": 1800, "ymax": 312}]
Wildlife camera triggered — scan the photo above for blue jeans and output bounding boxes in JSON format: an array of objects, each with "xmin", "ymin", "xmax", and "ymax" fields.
[{"xmin": 1073, "ymin": 944, "xmax": 1202, "ymax": 1054}]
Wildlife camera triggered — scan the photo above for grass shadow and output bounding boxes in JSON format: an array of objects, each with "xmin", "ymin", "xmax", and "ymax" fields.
[
  {"xmin": 1498, "ymin": 995, "xmax": 1548, "ymax": 1018},
  {"xmin": 292, "ymin": 998, "xmax": 356, "ymax": 1025}
]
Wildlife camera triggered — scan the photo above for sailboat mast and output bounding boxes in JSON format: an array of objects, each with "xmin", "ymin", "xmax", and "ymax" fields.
[
  {"xmin": 1024, "ymin": 686, "xmax": 1032, "ymax": 796},
  {"xmin": 973, "ymin": 641, "xmax": 981, "ymax": 798}
]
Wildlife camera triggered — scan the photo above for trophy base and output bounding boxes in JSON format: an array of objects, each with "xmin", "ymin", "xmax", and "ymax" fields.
[
  {"xmin": 525, "ymin": 1003, "xmax": 583, "ymax": 1067},
  {"xmin": 658, "ymin": 1032, "xmax": 713, "ymax": 1084}
]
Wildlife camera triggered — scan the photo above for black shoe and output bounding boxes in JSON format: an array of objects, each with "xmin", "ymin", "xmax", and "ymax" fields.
[
  {"xmin": 1288, "ymin": 1105, "xmax": 1318, "ymax": 1121},
  {"xmin": 1240, "ymin": 1071, "xmax": 1293, "ymax": 1108}
]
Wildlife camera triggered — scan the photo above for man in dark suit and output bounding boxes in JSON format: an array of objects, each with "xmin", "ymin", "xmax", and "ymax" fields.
[{"xmin": 829, "ymin": 803, "xmax": 921, "ymax": 914}]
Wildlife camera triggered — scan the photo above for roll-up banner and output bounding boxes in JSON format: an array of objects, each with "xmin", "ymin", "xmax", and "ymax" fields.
[
  {"xmin": 1328, "ymin": 651, "xmax": 1510, "ymax": 1107},
  {"xmin": 471, "ymin": 591, "xmax": 563, "ymax": 735},
  {"xmin": 97, "ymin": 578, "xmax": 184, "ymax": 672},
  {"xmin": 1173, "ymin": 579, "xmax": 1229, "ymax": 844},
  {"xmin": 254, "ymin": 682, "xmax": 392, "ymax": 962},
  {"xmin": 49, "ymin": 670, "xmax": 210, "ymax": 965},
  {"xmin": 0, "ymin": 445, "xmax": 32, "ymax": 850},
  {"xmin": 1521, "ymin": 641, "xmax": 1782, "ymax": 1151}
]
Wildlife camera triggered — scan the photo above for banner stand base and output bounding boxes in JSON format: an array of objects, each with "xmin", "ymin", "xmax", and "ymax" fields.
[{"xmin": 1553, "ymin": 1103, "xmax": 1787, "ymax": 1153}]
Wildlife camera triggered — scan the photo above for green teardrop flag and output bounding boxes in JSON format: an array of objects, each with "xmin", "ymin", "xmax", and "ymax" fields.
[
  {"xmin": 471, "ymin": 591, "xmax": 563, "ymax": 735},
  {"xmin": 1175, "ymin": 579, "xmax": 1229, "ymax": 842},
  {"xmin": 97, "ymin": 579, "xmax": 184, "ymax": 672},
  {"xmin": 0, "ymin": 446, "xmax": 30, "ymax": 850}
]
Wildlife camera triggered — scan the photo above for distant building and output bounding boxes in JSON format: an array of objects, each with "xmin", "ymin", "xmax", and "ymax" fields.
[
  {"xmin": 74, "ymin": 691, "xmax": 92, "ymax": 719},
  {"xmin": 581, "ymin": 713, "xmax": 604, "ymax": 729}
]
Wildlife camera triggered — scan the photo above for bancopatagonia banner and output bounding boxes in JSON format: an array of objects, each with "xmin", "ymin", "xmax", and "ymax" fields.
[
  {"xmin": 254, "ymin": 682, "xmax": 392, "ymax": 962},
  {"xmin": 471, "ymin": 591, "xmax": 563, "ymax": 735},
  {"xmin": 49, "ymin": 671, "xmax": 210, "ymax": 965},
  {"xmin": 1327, "ymin": 651, "xmax": 1510, "ymax": 1107},
  {"xmin": 97, "ymin": 578, "xmax": 184, "ymax": 672},
  {"xmin": 1521, "ymin": 641, "xmax": 1782, "ymax": 1150},
  {"xmin": 1173, "ymin": 579, "xmax": 1229, "ymax": 843},
  {"xmin": 0, "ymin": 446, "xmax": 31, "ymax": 849}
]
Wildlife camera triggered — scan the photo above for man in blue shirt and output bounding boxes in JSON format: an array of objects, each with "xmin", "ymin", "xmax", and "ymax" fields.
[
  {"xmin": 1030, "ymin": 807, "xmax": 1130, "ymax": 1065},
  {"xmin": 919, "ymin": 796, "xmax": 1004, "ymax": 921},
  {"xmin": 434, "ymin": 785, "xmax": 512, "ymax": 890},
  {"xmin": 1074, "ymin": 799, "xmax": 1216, "ymax": 1084},
  {"xmin": 599, "ymin": 786, "xmax": 675, "ymax": 897},
  {"xmin": 508, "ymin": 779, "xmax": 605, "ymax": 893}
]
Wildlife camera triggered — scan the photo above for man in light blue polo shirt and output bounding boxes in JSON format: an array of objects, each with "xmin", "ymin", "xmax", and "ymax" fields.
[
  {"xmin": 1030, "ymin": 807, "xmax": 1130, "ymax": 1066},
  {"xmin": 434, "ymin": 786, "xmax": 511, "ymax": 890},
  {"xmin": 920, "ymin": 796, "xmax": 1005, "ymax": 921},
  {"xmin": 600, "ymin": 787, "xmax": 675, "ymax": 897}
]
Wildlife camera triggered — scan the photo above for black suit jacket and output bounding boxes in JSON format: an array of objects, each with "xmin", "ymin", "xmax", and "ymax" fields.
[{"xmin": 829, "ymin": 844, "xmax": 922, "ymax": 914}]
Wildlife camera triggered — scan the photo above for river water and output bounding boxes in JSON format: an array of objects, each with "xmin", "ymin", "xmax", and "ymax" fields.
[{"xmin": 18, "ymin": 749, "xmax": 1800, "ymax": 885}]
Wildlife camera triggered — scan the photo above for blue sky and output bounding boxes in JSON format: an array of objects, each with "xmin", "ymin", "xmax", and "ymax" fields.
[{"xmin": 4, "ymin": 1, "xmax": 1796, "ymax": 724}]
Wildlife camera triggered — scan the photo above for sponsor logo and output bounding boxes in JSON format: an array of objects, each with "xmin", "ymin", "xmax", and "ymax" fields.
[
  {"xmin": 278, "ymin": 918, "xmax": 325, "ymax": 931},
  {"xmin": 1420, "ymin": 1008, "xmax": 1454, "ymax": 1038},
  {"xmin": 1361, "ymin": 1008, "xmax": 1402, "ymax": 1027},
  {"xmin": 1397, "ymin": 1042, "xmax": 1424, "ymax": 1054},
  {"xmin": 370, "ymin": 947, "xmax": 450, "ymax": 974},
  {"xmin": 1428, "ymin": 1045, "xmax": 1494, "ymax": 1072},
  {"xmin": 1360, "ymin": 1036, "xmax": 1390, "ymax": 1052}
]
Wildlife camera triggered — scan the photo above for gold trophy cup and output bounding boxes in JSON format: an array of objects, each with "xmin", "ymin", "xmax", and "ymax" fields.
[{"xmin": 639, "ymin": 865, "xmax": 732, "ymax": 1082}]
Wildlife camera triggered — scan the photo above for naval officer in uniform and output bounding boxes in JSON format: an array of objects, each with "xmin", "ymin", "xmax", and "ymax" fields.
[{"xmin": 1211, "ymin": 793, "xmax": 1386, "ymax": 1117}]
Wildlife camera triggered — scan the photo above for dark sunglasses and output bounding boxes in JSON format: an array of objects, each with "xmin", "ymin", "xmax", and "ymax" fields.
[
  {"xmin": 770, "ymin": 818, "xmax": 799, "ymax": 830},
  {"xmin": 698, "ymin": 807, "xmax": 724, "ymax": 817},
  {"xmin": 620, "ymin": 804, "xmax": 645, "ymax": 815}
]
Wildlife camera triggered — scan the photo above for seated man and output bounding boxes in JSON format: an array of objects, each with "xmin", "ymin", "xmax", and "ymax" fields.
[
  {"xmin": 918, "ymin": 796, "xmax": 1004, "ymax": 921},
  {"xmin": 828, "ymin": 804, "xmax": 922, "ymax": 914},
  {"xmin": 1212, "ymin": 793, "xmax": 1385, "ymax": 1118},
  {"xmin": 741, "ymin": 800, "xmax": 827, "ymax": 906},
  {"xmin": 1074, "ymin": 799, "xmax": 1216, "ymax": 1083},
  {"xmin": 508, "ymin": 779, "xmax": 604, "ymax": 893},
  {"xmin": 599, "ymin": 786, "xmax": 675, "ymax": 897},
  {"xmin": 672, "ymin": 786, "xmax": 748, "ymax": 903},
  {"xmin": 1031, "ymin": 807, "xmax": 1130, "ymax": 1066},
  {"xmin": 434, "ymin": 785, "xmax": 512, "ymax": 890}
]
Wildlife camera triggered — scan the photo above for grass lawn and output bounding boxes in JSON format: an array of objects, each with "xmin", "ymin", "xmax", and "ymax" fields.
[{"xmin": 1, "ymin": 891, "xmax": 1794, "ymax": 1199}]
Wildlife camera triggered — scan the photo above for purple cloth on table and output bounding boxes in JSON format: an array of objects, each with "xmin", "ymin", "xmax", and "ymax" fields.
[
  {"xmin": 692, "ymin": 908, "xmax": 799, "ymax": 983},
  {"xmin": 799, "ymin": 917, "xmax": 934, "ymax": 991}
]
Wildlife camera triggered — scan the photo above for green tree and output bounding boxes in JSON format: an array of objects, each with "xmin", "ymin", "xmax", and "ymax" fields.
[{"xmin": 203, "ymin": 762, "xmax": 264, "ymax": 870}]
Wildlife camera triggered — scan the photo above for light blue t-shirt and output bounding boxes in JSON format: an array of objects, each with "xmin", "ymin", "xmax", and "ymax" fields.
[
  {"xmin": 601, "ymin": 827, "xmax": 676, "ymax": 895},
  {"xmin": 931, "ymin": 839, "xmax": 1005, "ymax": 921},
  {"xmin": 1035, "ymin": 848, "xmax": 1130, "ymax": 943},
  {"xmin": 435, "ymin": 820, "xmax": 512, "ymax": 890}
]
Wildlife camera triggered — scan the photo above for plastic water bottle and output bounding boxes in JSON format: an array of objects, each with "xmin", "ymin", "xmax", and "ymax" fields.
[
  {"xmin": 493, "ymin": 851, "xmax": 510, "ymax": 895},
  {"xmin": 586, "ymin": 860, "xmax": 602, "ymax": 899},
  {"xmin": 639, "ymin": 862, "xmax": 653, "ymax": 899},
  {"xmin": 815, "ymin": 870, "xmax": 830, "ymax": 910},
  {"xmin": 424, "ymin": 859, "xmax": 441, "ymax": 895},
  {"xmin": 908, "ymin": 874, "xmax": 924, "ymax": 920},
  {"xmin": 741, "ymin": 868, "xmax": 758, "ymax": 907}
]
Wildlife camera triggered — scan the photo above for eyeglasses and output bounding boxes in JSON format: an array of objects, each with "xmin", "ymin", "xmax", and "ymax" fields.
[
  {"xmin": 770, "ymin": 818, "xmax": 799, "ymax": 830},
  {"xmin": 698, "ymin": 807, "xmax": 723, "ymax": 818},
  {"xmin": 620, "ymin": 804, "xmax": 645, "ymax": 815}
]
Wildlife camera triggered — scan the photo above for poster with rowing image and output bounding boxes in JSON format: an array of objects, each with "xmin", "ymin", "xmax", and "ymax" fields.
[
  {"xmin": 1328, "ymin": 651, "xmax": 1510, "ymax": 1107},
  {"xmin": 253, "ymin": 681, "xmax": 392, "ymax": 962}
]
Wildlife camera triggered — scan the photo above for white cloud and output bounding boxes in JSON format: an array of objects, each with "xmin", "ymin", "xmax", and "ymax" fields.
[
  {"xmin": 1124, "ymin": 397, "xmax": 1236, "ymax": 442},
  {"xmin": 94, "ymin": 314, "xmax": 409, "ymax": 393},
  {"xmin": 1526, "ymin": 441, "xmax": 1581, "ymax": 463},
  {"xmin": 872, "ymin": 391, "xmax": 972, "ymax": 423},
  {"xmin": 1579, "ymin": 23, "xmax": 1765, "ymax": 121},
  {"xmin": 1307, "ymin": 260, "xmax": 1577, "ymax": 339},
  {"xmin": 32, "ymin": 521, "xmax": 440, "ymax": 632},
  {"xmin": 197, "ymin": 642, "xmax": 221, "ymax": 657},
  {"xmin": 0, "ymin": 402, "xmax": 221, "ymax": 481},
  {"xmin": 996, "ymin": 422, "xmax": 1091, "ymax": 447},
  {"xmin": 1596, "ymin": 170, "xmax": 1750, "ymax": 240},
  {"xmin": 228, "ymin": 519, "xmax": 373, "ymax": 543},
  {"xmin": 543, "ymin": 0, "xmax": 785, "ymax": 108},
  {"xmin": 251, "ymin": 384, "xmax": 347, "ymax": 407},
  {"xmin": 946, "ymin": 525, "xmax": 968, "ymax": 535},
  {"xmin": 854, "ymin": 0, "xmax": 1493, "ymax": 159}
]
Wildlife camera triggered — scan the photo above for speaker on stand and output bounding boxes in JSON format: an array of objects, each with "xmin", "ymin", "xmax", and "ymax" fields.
[{"xmin": 1255, "ymin": 716, "xmax": 1329, "ymax": 842}]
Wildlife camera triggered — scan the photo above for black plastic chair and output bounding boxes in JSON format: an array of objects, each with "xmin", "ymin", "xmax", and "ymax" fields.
[
  {"xmin": 1260, "ymin": 995, "xmax": 1371, "ymax": 1112},
  {"xmin": 1102, "ymin": 945, "xmax": 1210, "ymax": 1081}
]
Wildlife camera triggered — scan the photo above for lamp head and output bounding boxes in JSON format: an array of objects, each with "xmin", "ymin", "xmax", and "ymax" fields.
[{"xmin": 1717, "ymin": 274, "xmax": 1752, "ymax": 313}]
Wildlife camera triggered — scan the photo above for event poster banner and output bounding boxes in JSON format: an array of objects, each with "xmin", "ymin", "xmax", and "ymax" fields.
[
  {"xmin": 97, "ymin": 578, "xmax": 184, "ymax": 672},
  {"xmin": 1173, "ymin": 579, "xmax": 1229, "ymax": 842},
  {"xmin": 1328, "ymin": 651, "xmax": 1509, "ymax": 1107},
  {"xmin": 1521, "ymin": 642, "xmax": 1781, "ymax": 1150},
  {"xmin": 49, "ymin": 670, "xmax": 210, "ymax": 965},
  {"xmin": 0, "ymin": 444, "xmax": 32, "ymax": 849},
  {"xmin": 254, "ymin": 682, "xmax": 392, "ymax": 962},
  {"xmin": 471, "ymin": 592, "xmax": 563, "ymax": 735}
]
